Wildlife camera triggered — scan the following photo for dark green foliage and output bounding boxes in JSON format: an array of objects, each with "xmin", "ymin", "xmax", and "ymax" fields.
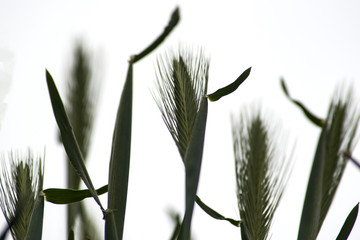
[
  {"xmin": 336, "ymin": 203, "xmax": 359, "ymax": 240},
  {"xmin": 43, "ymin": 185, "xmax": 108, "ymax": 204},
  {"xmin": 130, "ymin": 7, "xmax": 180, "ymax": 63},
  {"xmin": 105, "ymin": 63, "xmax": 133, "ymax": 240},
  {"xmin": 280, "ymin": 78, "xmax": 324, "ymax": 127},
  {"xmin": 46, "ymin": 70, "xmax": 105, "ymax": 214},
  {"xmin": 207, "ymin": 67, "xmax": 251, "ymax": 101}
]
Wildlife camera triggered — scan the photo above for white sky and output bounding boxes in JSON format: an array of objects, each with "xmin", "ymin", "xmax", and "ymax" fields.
[{"xmin": 1, "ymin": 0, "xmax": 360, "ymax": 239}]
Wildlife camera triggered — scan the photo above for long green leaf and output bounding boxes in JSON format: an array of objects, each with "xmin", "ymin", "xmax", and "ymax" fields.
[
  {"xmin": 105, "ymin": 63, "xmax": 133, "ymax": 240},
  {"xmin": 298, "ymin": 127, "xmax": 327, "ymax": 240},
  {"xmin": 336, "ymin": 203, "xmax": 359, "ymax": 240},
  {"xmin": 43, "ymin": 185, "xmax": 108, "ymax": 204},
  {"xmin": 207, "ymin": 67, "xmax": 251, "ymax": 101},
  {"xmin": 46, "ymin": 69, "xmax": 104, "ymax": 213},
  {"xmin": 131, "ymin": 7, "xmax": 180, "ymax": 63},
  {"xmin": 178, "ymin": 98, "xmax": 208, "ymax": 240},
  {"xmin": 280, "ymin": 78, "xmax": 324, "ymax": 127}
]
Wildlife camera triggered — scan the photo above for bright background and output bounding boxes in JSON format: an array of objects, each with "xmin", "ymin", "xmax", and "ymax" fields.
[{"xmin": 1, "ymin": 0, "xmax": 360, "ymax": 239}]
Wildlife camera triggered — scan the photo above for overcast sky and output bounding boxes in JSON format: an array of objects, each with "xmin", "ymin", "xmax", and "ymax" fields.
[{"xmin": 1, "ymin": 0, "xmax": 360, "ymax": 239}]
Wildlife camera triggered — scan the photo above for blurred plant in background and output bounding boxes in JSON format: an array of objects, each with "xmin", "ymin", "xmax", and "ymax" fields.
[{"xmin": 60, "ymin": 43, "xmax": 99, "ymax": 239}]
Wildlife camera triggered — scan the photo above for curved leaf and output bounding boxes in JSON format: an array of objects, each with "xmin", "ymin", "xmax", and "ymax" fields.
[
  {"xmin": 207, "ymin": 67, "xmax": 251, "ymax": 101},
  {"xmin": 280, "ymin": 78, "xmax": 324, "ymax": 127},
  {"xmin": 195, "ymin": 196, "xmax": 241, "ymax": 227},
  {"xmin": 46, "ymin": 70, "xmax": 104, "ymax": 213},
  {"xmin": 131, "ymin": 7, "xmax": 180, "ymax": 63}
]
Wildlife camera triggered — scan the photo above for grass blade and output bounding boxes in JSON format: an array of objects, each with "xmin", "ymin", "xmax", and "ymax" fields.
[
  {"xmin": 43, "ymin": 185, "xmax": 108, "ymax": 204},
  {"xmin": 298, "ymin": 128, "xmax": 326, "ymax": 240},
  {"xmin": 105, "ymin": 63, "xmax": 133, "ymax": 240},
  {"xmin": 280, "ymin": 78, "xmax": 324, "ymax": 127},
  {"xmin": 46, "ymin": 69, "xmax": 104, "ymax": 213},
  {"xmin": 178, "ymin": 98, "xmax": 208, "ymax": 240},
  {"xmin": 207, "ymin": 67, "xmax": 251, "ymax": 101},
  {"xmin": 131, "ymin": 7, "xmax": 180, "ymax": 63},
  {"xmin": 336, "ymin": 203, "xmax": 359, "ymax": 240}
]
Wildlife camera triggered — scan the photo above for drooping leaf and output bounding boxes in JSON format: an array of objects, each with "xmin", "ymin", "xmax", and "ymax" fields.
[
  {"xmin": 207, "ymin": 67, "xmax": 251, "ymax": 101},
  {"xmin": 336, "ymin": 203, "xmax": 359, "ymax": 240},
  {"xmin": 46, "ymin": 70, "xmax": 104, "ymax": 214},
  {"xmin": 178, "ymin": 98, "xmax": 208, "ymax": 240},
  {"xmin": 280, "ymin": 78, "xmax": 324, "ymax": 127},
  {"xmin": 105, "ymin": 63, "xmax": 133, "ymax": 240},
  {"xmin": 232, "ymin": 112, "xmax": 290, "ymax": 240},
  {"xmin": 43, "ymin": 185, "xmax": 108, "ymax": 204},
  {"xmin": 131, "ymin": 7, "xmax": 180, "ymax": 63},
  {"xmin": 195, "ymin": 196, "xmax": 241, "ymax": 227}
]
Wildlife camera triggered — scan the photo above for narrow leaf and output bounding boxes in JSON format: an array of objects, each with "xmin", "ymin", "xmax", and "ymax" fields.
[
  {"xmin": 105, "ymin": 63, "xmax": 133, "ymax": 240},
  {"xmin": 178, "ymin": 98, "xmax": 208, "ymax": 240},
  {"xmin": 336, "ymin": 203, "xmax": 359, "ymax": 240},
  {"xmin": 207, "ymin": 67, "xmax": 251, "ymax": 101},
  {"xmin": 45, "ymin": 69, "xmax": 104, "ymax": 213},
  {"xmin": 43, "ymin": 185, "xmax": 108, "ymax": 204},
  {"xmin": 195, "ymin": 196, "xmax": 241, "ymax": 227},
  {"xmin": 280, "ymin": 78, "xmax": 324, "ymax": 127},
  {"xmin": 298, "ymin": 127, "xmax": 326, "ymax": 240},
  {"xmin": 131, "ymin": 7, "xmax": 180, "ymax": 63}
]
